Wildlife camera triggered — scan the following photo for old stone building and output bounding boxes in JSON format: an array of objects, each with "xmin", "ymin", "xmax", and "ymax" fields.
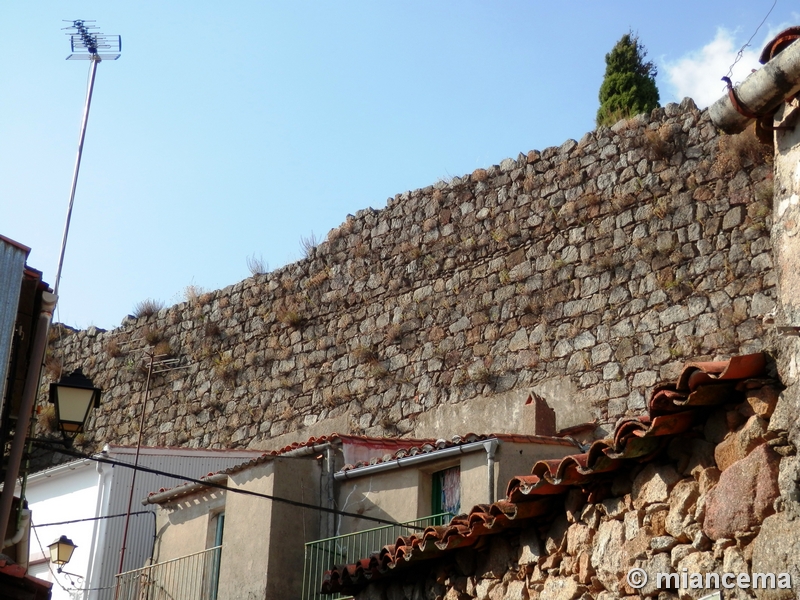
[{"xmin": 37, "ymin": 28, "xmax": 800, "ymax": 600}]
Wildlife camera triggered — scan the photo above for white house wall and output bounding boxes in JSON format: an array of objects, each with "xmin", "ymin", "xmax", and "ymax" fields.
[
  {"xmin": 21, "ymin": 460, "xmax": 100, "ymax": 600},
  {"xmin": 336, "ymin": 466, "xmax": 424, "ymax": 536}
]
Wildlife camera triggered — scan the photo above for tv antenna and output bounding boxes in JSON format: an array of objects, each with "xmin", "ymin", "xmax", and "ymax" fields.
[{"xmin": 54, "ymin": 20, "xmax": 122, "ymax": 299}]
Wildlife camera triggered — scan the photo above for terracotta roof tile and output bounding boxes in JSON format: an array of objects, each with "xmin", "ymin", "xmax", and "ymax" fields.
[
  {"xmin": 338, "ymin": 432, "xmax": 576, "ymax": 472},
  {"xmin": 0, "ymin": 556, "xmax": 53, "ymax": 599},
  {"xmin": 269, "ymin": 433, "xmax": 438, "ymax": 455},
  {"xmin": 322, "ymin": 353, "xmax": 773, "ymax": 595}
]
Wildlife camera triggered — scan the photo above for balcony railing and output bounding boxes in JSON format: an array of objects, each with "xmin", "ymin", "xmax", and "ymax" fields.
[
  {"xmin": 302, "ymin": 513, "xmax": 454, "ymax": 600},
  {"xmin": 114, "ymin": 545, "xmax": 222, "ymax": 600}
]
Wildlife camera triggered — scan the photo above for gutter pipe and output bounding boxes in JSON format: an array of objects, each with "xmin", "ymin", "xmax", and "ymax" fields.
[
  {"xmin": 86, "ymin": 458, "xmax": 113, "ymax": 599},
  {"xmin": 333, "ymin": 439, "xmax": 499, "ymax": 482},
  {"xmin": 485, "ymin": 439, "xmax": 498, "ymax": 503},
  {"xmin": 2, "ymin": 508, "xmax": 30, "ymax": 548},
  {"xmin": 326, "ymin": 447, "xmax": 335, "ymax": 538},
  {"xmin": 709, "ymin": 38, "xmax": 800, "ymax": 133},
  {"xmin": 280, "ymin": 442, "xmax": 335, "ymax": 457},
  {"xmin": 0, "ymin": 291, "xmax": 56, "ymax": 546}
]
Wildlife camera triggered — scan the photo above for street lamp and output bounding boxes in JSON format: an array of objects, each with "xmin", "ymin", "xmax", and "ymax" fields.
[
  {"xmin": 47, "ymin": 535, "xmax": 77, "ymax": 569},
  {"xmin": 48, "ymin": 368, "xmax": 101, "ymax": 440}
]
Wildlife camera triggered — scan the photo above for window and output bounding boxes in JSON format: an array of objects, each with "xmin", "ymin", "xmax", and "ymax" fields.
[
  {"xmin": 431, "ymin": 466, "xmax": 460, "ymax": 521},
  {"xmin": 209, "ymin": 512, "xmax": 224, "ymax": 600}
]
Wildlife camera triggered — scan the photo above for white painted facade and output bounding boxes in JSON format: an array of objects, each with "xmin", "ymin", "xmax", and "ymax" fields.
[
  {"xmin": 17, "ymin": 445, "xmax": 264, "ymax": 600},
  {"xmin": 24, "ymin": 459, "xmax": 97, "ymax": 600}
]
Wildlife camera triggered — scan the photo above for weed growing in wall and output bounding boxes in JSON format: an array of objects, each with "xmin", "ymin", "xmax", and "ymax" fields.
[
  {"xmin": 44, "ymin": 354, "xmax": 62, "ymax": 381},
  {"xmin": 352, "ymin": 345, "xmax": 379, "ymax": 364},
  {"xmin": 277, "ymin": 308, "xmax": 304, "ymax": 328},
  {"xmin": 132, "ymin": 298, "xmax": 164, "ymax": 319},
  {"xmin": 106, "ymin": 339, "xmax": 122, "ymax": 358},
  {"xmin": 713, "ymin": 126, "xmax": 772, "ymax": 176},
  {"xmin": 213, "ymin": 353, "xmax": 238, "ymax": 385},
  {"xmin": 246, "ymin": 253, "xmax": 269, "ymax": 276},
  {"xmin": 385, "ymin": 324, "xmax": 402, "ymax": 344},
  {"xmin": 38, "ymin": 405, "xmax": 58, "ymax": 433},
  {"xmin": 300, "ymin": 232, "xmax": 319, "ymax": 259},
  {"xmin": 153, "ymin": 340, "xmax": 173, "ymax": 358},
  {"xmin": 643, "ymin": 125, "xmax": 675, "ymax": 160},
  {"xmin": 142, "ymin": 326, "xmax": 163, "ymax": 345}
]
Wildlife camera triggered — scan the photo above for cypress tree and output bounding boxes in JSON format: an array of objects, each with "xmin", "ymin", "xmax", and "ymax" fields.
[{"xmin": 596, "ymin": 32, "xmax": 660, "ymax": 127}]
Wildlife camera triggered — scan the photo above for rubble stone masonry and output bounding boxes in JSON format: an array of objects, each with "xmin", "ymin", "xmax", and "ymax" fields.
[
  {"xmin": 352, "ymin": 380, "xmax": 795, "ymax": 599},
  {"xmin": 43, "ymin": 99, "xmax": 776, "ymax": 453}
]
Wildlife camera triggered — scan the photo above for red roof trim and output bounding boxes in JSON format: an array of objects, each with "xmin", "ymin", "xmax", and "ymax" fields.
[
  {"xmin": 0, "ymin": 557, "xmax": 53, "ymax": 597},
  {"xmin": 0, "ymin": 235, "xmax": 31, "ymax": 255}
]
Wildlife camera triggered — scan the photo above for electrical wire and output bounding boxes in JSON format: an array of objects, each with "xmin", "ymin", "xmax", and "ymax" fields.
[
  {"xmin": 31, "ymin": 511, "xmax": 151, "ymax": 529},
  {"xmin": 30, "ymin": 516, "xmax": 72, "ymax": 594},
  {"xmin": 30, "ymin": 440, "xmax": 411, "ymax": 528},
  {"xmin": 725, "ymin": 0, "xmax": 778, "ymax": 80},
  {"xmin": 30, "ymin": 508, "xmax": 150, "ymax": 594},
  {"xmin": 27, "ymin": 508, "xmax": 172, "ymax": 593}
]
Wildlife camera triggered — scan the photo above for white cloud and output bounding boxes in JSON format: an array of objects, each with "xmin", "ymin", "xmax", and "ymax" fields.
[{"xmin": 663, "ymin": 28, "xmax": 762, "ymax": 109}]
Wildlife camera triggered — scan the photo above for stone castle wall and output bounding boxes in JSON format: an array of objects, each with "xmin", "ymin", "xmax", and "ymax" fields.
[{"xmin": 43, "ymin": 98, "xmax": 776, "ymax": 452}]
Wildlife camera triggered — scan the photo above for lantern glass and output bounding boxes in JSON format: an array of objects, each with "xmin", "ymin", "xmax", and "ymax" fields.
[
  {"xmin": 47, "ymin": 536, "xmax": 77, "ymax": 566},
  {"xmin": 56, "ymin": 386, "xmax": 95, "ymax": 431},
  {"xmin": 49, "ymin": 369, "xmax": 101, "ymax": 437}
]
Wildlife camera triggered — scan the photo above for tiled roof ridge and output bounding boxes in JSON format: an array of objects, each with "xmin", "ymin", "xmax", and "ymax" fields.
[
  {"xmin": 269, "ymin": 433, "xmax": 439, "ymax": 455},
  {"xmin": 272, "ymin": 431, "xmax": 577, "ymax": 459},
  {"xmin": 144, "ymin": 433, "xmax": 578, "ymax": 504},
  {"xmin": 144, "ymin": 453, "xmax": 280, "ymax": 504},
  {"xmin": 321, "ymin": 353, "xmax": 774, "ymax": 595},
  {"xmin": 339, "ymin": 433, "xmax": 579, "ymax": 472},
  {"xmin": 105, "ymin": 444, "xmax": 266, "ymax": 453}
]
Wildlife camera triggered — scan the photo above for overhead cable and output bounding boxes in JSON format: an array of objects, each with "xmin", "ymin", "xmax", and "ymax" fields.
[{"xmin": 30, "ymin": 440, "xmax": 410, "ymax": 528}]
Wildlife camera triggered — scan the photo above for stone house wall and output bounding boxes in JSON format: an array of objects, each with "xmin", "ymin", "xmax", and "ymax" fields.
[
  {"xmin": 354, "ymin": 385, "xmax": 793, "ymax": 600},
  {"xmin": 42, "ymin": 98, "xmax": 776, "ymax": 453}
]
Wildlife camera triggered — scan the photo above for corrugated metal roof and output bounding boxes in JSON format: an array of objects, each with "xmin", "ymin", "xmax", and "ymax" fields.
[
  {"xmin": 322, "ymin": 353, "xmax": 772, "ymax": 596},
  {"xmin": 0, "ymin": 236, "xmax": 30, "ymax": 413}
]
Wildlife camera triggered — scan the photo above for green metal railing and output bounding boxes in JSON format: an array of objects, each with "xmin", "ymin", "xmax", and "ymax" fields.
[
  {"xmin": 302, "ymin": 513, "xmax": 454, "ymax": 600},
  {"xmin": 114, "ymin": 545, "xmax": 222, "ymax": 600}
]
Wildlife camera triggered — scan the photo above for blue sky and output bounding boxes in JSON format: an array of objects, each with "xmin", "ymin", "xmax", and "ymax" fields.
[{"xmin": 1, "ymin": 1, "xmax": 797, "ymax": 329}]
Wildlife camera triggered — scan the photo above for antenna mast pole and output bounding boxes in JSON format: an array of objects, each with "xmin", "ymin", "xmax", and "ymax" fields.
[
  {"xmin": 54, "ymin": 20, "xmax": 121, "ymax": 299},
  {"xmin": 56, "ymin": 57, "xmax": 97, "ymax": 299}
]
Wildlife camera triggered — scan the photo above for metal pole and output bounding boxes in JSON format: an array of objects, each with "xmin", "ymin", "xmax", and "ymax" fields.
[
  {"xmin": 54, "ymin": 55, "xmax": 99, "ymax": 299},
  {"xmin": 115, "ymin": 353, "xmax": 153, "ymax": 599}
]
